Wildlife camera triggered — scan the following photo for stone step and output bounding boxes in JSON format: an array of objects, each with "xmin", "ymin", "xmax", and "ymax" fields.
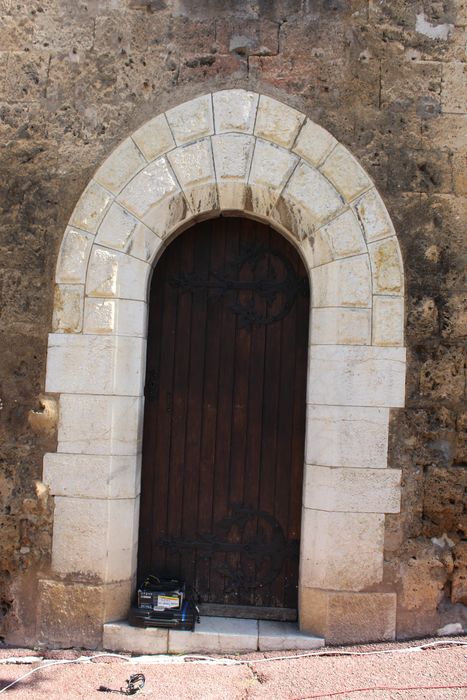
[{"xmin": 103, "ymin": 617, "xmax": 324, "ymax": 655}]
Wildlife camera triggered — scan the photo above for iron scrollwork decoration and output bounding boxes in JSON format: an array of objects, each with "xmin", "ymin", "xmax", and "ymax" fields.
[
  {"xmin": 159, "ymin": 505, "xmax": 299, "ymax": 591},
  {"xmin": 170, "ymin": 243, "xmax": 309, "ymax": 329}
]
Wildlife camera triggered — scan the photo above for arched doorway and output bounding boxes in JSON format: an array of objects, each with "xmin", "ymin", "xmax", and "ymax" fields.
[{"xmin": 138, "ymin": 217, "xmax": 310, "ymax": 616}]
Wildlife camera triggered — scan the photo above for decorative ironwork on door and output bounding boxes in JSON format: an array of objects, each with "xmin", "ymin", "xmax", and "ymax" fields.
[{"xmin": 170, "ymin": 243, "xmax": 308, "ymax": 329}]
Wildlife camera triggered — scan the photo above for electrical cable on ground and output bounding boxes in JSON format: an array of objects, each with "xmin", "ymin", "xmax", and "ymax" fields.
[
  {"xmin": 0, "ymin": 639, "xmax": 466, "ymax": 695},
  {"xmin": 291, "ymin": 682, "xmax": 467, "ymax": 699}
]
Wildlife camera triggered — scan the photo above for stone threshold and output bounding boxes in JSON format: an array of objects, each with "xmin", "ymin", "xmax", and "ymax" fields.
[{"xmin": 103, "ymin": 617, "xmax": 324, "ymax": 655}]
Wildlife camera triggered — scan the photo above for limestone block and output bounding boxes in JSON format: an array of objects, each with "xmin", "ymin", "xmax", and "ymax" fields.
[
  {"xmin": 293, "ymin": 119, "xmax": 337, "ymax": 167},
  {"xmin": 212, "ymin": 133, "xmax": 255, "ymax": 210},
  {"xmin": 303, "ymin": 465, "xmax": 401, "ymax": 513},
  {"xmin": 69, "ymin": 180, "xmax": 113, "ymax": 234},
  {"xmin": 283, "ymin": 162, "xmax": 344, "ymax": 229},
  {"xmin": 311, "ymin": 256, "xmax": 372, "ymax": 308},
  {"xmin": 300, "ymin": 509, "xmax": 385, "ymax": 590},
  {"xmin": 305, "ymin": 405, "xmax": 390, "ymax": 468},
  {"xmin": 319, "ymin": 209, "xmax": 367, "ymax": 259},
  {"xmin": 310, "ymin": 307, "xmax": 371, "ymax": 345},
  {"xmin": 249, "ymin": 139, "xmax": 298, "ymax": 190},
  {"xmin": 83, "ymin": 298, "xmax": 148, "ymax": 337},
  {"xmin": 300, "ymin": 230, "xmax": 333, "ymax": 269},
  {"xmin": 369, "ymin": 237, "xmax": 404, "ymax": 295},
  {"xmin": 373, "ymin": 295, "xmax": 404, "ymax": 346},
  {"xmin": 141, "ymin": 192, "xmax": 190, "ymax": 238},
  {"xmin": 52, "ymin": 284, "xmax": 84, "ymax": 333},
  {"xmin": 132, "ymin": 114, "xmax": 175, "ymax": 161},
  {"xmin": 104, "ymin": 622, "xmax": 168, "ymax": 654},
  {"xmin": 127, "ymin": 223, "xmax": 163, "ymax": 263},
  {"xmin": 55, "ymin": 227, "xmax": 93, "ymax": 284},
  {"xmin": 96, "ymin": 202, "xmax": 140, "ymax": 252},
  {"xmin": 94, "ymin": 137, "xmax": 146, "ymax": 195},
  {"xmin": 353, "ymin": 189, "xmax": 395, "ymax": 243},
  {"xmin": 213, "ymin": 89, "xmax": 259, "ymax": 134},
  {"xmin": 38, "ymin": 580, "xmax": 129, "ymax": 649},
  {"xmin": 169, "ymin": 617, "xmax": 258, "ymax": 654},
  {"xmin": 86, "ymin": 246, "xmax": 150, "ymax": 301},
  {"xmin": 166, "ymin": 94, "xmax": 214, "ymax": 145},
  {"xmin": 299, "ymin": 588, "xmax": 396, "ymax": 644},
  {"xmin": 43, "ymin": 452, "xmax": 141, "ymax": 499},
  {"xmin": 442, "ymin": 62, "xmax": 467, "ymax": 113},
  {"xmin": 45, "ymin": 333, "xmax": 145, "ymax": 396},
  {"xmin": 320, "ymin": 144, "xmax": 372, "ymax": 202},
  {"xmin": 306, "ymin": 345, "xmax": 406, "ymax": 407},
  {"xmin": 167, "ymin": 139, "xmax": 218, "ymax": 214},
  {"xmin": 254, "ymin": 95, "xmax": 305, "ymax": 148},
  {"xmin": 117, "ymin": 157, "xmax": 180, "ymax": 219},
  {"xmin": 51, "ymin": 496, "xmax": 138, "ymax": 581},
  {"xmin": 57, "ymin": 394, "xmax": 142, "ymax": 455},
  {"xmin": 258, "ymin": 621, "xmax": 323, "ymax": 651},
  {"xmin": 168, "ymin": 138, "xmax": 215, "ymax": 188}
]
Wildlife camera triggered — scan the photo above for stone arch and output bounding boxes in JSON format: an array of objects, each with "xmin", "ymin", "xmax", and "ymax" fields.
[{"xmin": 42, "ymin": 90, "xmax": 406, "ymax": 647}]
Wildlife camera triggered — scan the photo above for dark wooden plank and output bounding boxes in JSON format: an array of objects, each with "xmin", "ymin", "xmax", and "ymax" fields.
[{"xmin": 199, "ymin": 604, "xmax": 297, "ymax": 621}]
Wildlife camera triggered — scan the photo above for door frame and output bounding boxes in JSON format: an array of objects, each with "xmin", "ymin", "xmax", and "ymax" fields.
[{"xmin": 41, "ymin": 90, "xmax": 406, "ymax": 646}]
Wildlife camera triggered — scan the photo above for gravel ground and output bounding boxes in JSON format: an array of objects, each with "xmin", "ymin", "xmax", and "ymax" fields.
[{"xmin": 0, "ymin": 637, "xmax": 465, "ymax": 699}]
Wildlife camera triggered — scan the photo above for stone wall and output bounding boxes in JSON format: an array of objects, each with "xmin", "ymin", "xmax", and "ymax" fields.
[{"xmin": 0, "ymin": 0, "xmax": 465, "ymax": 645}]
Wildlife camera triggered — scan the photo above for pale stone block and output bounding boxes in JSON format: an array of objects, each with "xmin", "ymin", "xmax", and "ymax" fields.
[
  {"xmin": 254, "ymin": 95, "xmax": 305, "ymax": 148},
  {"xmin": 141, "ymin": 191, "xmax": 190, "ymax": 238},
  {"xmin": 169, "ymin": 617, "xmax": 258, "ymax": 654},
  {"xmin": 442, "ymin": 62, "xmax": 467, "ymax": 113},
  {"xmin": 249, "ymin": 139, "xmax": 298, "ymax": 190},
  {"xmin": 212, "ymin": 133, "xmax": 255, "ymax": 180},
  {"xmin": 320, "ymin": 208, "xmax": 366, "ymax": 259},
  {"xmin": 369, "ymin": 238, "xmax": 404, "ymax": 295},
  {"xmin": 293, "ymin": 119, "xmax": 337, "ymax": 167},
  {"xmin": 306, "ymin": 345, "xmax": 406, "ymax": 407},
  {"xmin": 51, "ymin": 496, "xmax": 138, "ymax": 581},
  {"xmin": 132, "ymin": 114, "xmax": 175, "ymax": 161},
  {"xmin": 300, "ymin": 509, "xmax": 385, "ymax": 590},
  {"xmin": 320, "ymin": 144, "xmax": 372, "ymax": 201},
  {"xmin": 300, "ymin": 231, "xmax": 333, "ymax": 269},
  {"xmin": 43, "ymin": 452, "xmax": 141, "ymax": 499},
  {"xmin": 103, "ymin": 621, "xmax": 168, "ymax": 654},
  {"xmin": 373, "ymin": 295, "xmax": 404, "ymax": 346},
  {"xmin": 166, "ymin": 94, "xmax": 214, "ymax": 145},
  {"xmin": 55, "ymin": 227, "xmax": 93, "ymax": 284},
  {"xmin": 127, "ymin": 223, "xmax": 163, "ymax": 263},
  {"xmin": 353, "ymin": 189, "xmax": 395, "ymax": 243},
  {"xmin": 283, "ymin": 162, "xmax": 344, "ymax": 228},
  {"xmin": 117, "ymin": 157, "xmax": 179, "ymax": 219},
  {"xmin": 107, "ymin": 496, "xmax": 140, "ymax": 581},
  {"xmin": 310, "ymin": 307, "xmax": 371, "ymax": 345},
  {"xmin": 258, "ymin": 621, "xmax": 323, "ymax": 651},
  {"xmin": 167, "ymin": 138, "xmax": 215, "ymax": 189},
  {"xmin": 305, "ymin": 405, "xmax": 390, "ymax": 468},
  {"xmin": 303, "ymin": 465, "xmax": 401, "ymax": 513},
  {"xmin": 213, "ymin": 89, "xmax": 259, "ymax": 134},
  {"xmin": 57, "ymin": 394, "xmax": 142, "ymax": 455},
  {"xmin": 94, "ymin": 137, "xmax": 146, "ymax": 195},
  {"xmin": 69, "ymin": 180, "xmax": 113, "ymax": 234},
  {"xmin": 45, "ymin": 333, "xmax": 145, "ymax": 396},
  {"xmin": 96, "ymin": 202, "xmax": 140, "ymax": 252},
  {"xmin": 83, "ymin": 299, "xmax": 147, "ymax": 337},
  {"xmin": 299, "ymin": 588, "xmax": 396, "ymax": 644},
  {"xmin": 217, "ymin": 182, "xmax": 247, "ymax": 211},
  {"xmin": 183, "ymin": 183, "xmax": 219, "ymax": 216},
  {"xmin": 86, "ymin": 246, "xmax": 150, "ymax": 301},
  {"xmin": 311, "ymin": 256, "xmax": 372, "ymax": 308},
  {"xmin": 52, "ymin": 284, "xmax": 84, "ymax": 333}
]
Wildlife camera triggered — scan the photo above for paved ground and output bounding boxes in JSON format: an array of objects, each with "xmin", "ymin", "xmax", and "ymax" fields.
[{"xmin": 0, "ymin": 637, "xmax": 465, "ymax": 699}]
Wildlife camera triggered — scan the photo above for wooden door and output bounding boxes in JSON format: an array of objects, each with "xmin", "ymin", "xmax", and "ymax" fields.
[{"xmin": 137, "ymin": 217, "xmax": 309, "ymax": 614}]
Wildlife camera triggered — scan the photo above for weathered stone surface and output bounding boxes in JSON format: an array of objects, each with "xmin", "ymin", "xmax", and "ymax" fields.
[{"xmin": 300, "ymin": 588, "xmax": 397, "ymax": 644}]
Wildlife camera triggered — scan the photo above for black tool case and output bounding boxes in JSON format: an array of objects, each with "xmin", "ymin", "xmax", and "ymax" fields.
[{"xmin": 128, "ymin": 600, "xmax": 198, "ymax": 631}]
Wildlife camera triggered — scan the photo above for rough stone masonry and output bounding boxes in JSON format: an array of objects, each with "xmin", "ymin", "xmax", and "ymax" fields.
[{"xmin": 0, "ymin": 0, "xmax": 466, "ymax": 647}]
